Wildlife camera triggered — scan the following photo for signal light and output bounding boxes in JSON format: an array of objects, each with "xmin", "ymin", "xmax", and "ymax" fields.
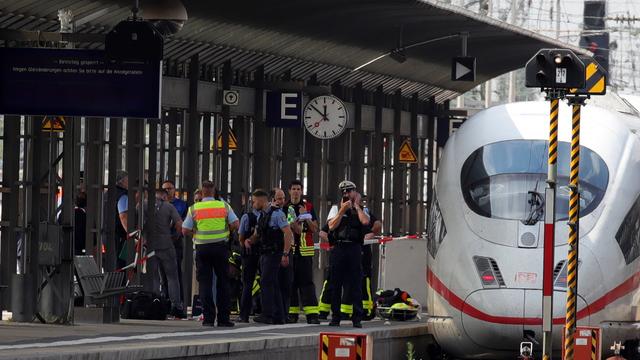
[
  {"xmin": 525, "ymin": 49, "xmax": 586, "ymax": 89},
  {"xmin": 473, "ymin": 256, "xmax": 505, "ymax": 288}
]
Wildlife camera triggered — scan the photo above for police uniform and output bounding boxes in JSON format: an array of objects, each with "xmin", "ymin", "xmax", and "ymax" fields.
[
  {"xmin": 255, "ymin": 206, "xmax": 291, "ymax": 324},
  {"xmin": 285, "ymin": 200, "xmax": 320, "ymax": 324},
  {"xmin": 327, "ymin": 181, "xmax": 368, "ymax": 327},
  {"xmin": 182, "ymin": 196, "xmax": 238, "ymax": 327},
  {"xmin": 238, "ymin": 209, "xmax": 261, "ymax": 321}
]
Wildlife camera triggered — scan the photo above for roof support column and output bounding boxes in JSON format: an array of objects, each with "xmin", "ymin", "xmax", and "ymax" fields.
[
  {"xmin": 392, "ymin": 90, "xmax": 404, "ymax": 236},
  {"xmin": 221, "ymin": 60, "xmax": 232, "ymax": 199},
  {"xmin": 425, "ymin": 97, "xmax": 436, "ymax": 230},
  {"xmin": 201, "ymin": 114, "xmax": 211, "ymax": 182},
  {"xmin": 368, "ymin": 85, "xmax": 384, "ymax": 227},
  {"xmin": 182, "ymin": 54, "xmax": 200, "ymax": 307},
  {"xmin": 350, "ymin": 83, "xmax": 364, "ymax": 190},
  {"xmin": 1, "ymin": 116, "xmax": 19, "ymax": 311},
  {"xmin": 230, "ymin": 116, "xmax": 246, "ymax": 211},
  {"xmin": 252, "ymin": 65, "xmax": 273, "ymax": 190},
  {"xmin": 409, "ymin": 93, "xmax": 419, "ymax": 235},
  {"xmin": 85, "ymin": 118, "xmax": 104, "ymax": 268},
  {"xmin": 104, "ymin": 118, "xmax": 122, "ymax": 272}
]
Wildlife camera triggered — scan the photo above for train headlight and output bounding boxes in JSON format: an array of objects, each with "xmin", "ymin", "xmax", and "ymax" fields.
[{"xmin": 473, "ymin": 256, "xmax": 506, "ymax": 288}]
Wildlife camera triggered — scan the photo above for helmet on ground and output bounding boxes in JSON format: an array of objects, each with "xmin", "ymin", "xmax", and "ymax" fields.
[{"xmin": 338, "ymin": 180, "xmax": 356, "ymax": 192}]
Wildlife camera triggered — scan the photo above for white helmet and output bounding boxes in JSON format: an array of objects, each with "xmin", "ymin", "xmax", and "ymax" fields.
[{"xmin": 338, "ymin": 180, "xmax": 356, "ymax": 192}]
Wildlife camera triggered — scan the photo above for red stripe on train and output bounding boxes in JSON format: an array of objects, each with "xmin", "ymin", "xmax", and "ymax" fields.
[{"xmin": 426, "ymin": 268, "xmax": 640, "ymax": 325}]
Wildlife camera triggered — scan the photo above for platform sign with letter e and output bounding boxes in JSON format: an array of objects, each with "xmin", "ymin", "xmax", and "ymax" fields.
[
  {"xmin": 398, "ymin": 139, "xmax": 418, "ymax": 164},
  {"xmin": 266, "ymin": 91, "xmax": 302, "ymax": 128},
  {"xmin": 452, "ymin": 57, "xmax": 476, "ymax": 81}
]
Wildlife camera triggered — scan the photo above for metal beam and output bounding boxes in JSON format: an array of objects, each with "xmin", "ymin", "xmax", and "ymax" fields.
[
  {"xmin": 409, "ymin": 94, "xmax": 419, "ymax": 235},
  {"xmin": 425, "ymin": 97, "xmax": 436, "ymax": 230},
  {"xmin": 0, "ymin": 116, "xmax": 19, "ymax": 311},
  {"xmin": 392, "ymin": 90, "xmax": 403, "ymax": 236},
  {"xmin": 221, "ymin": 60, "xmax": 232, "ymax": 198},
  {"xmin": 351, "ymin": 83, "xmax": 364, "ymax": 189}
]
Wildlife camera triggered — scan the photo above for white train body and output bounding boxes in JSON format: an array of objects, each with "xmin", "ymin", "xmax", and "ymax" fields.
[{"xmin": 426, "ymin": 99, "xmax": 640, "ymax": 359}]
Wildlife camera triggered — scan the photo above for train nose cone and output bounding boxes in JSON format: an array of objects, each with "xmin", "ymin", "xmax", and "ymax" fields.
[
  {"xmin": 461, "ymin": 289, "xmax": 591, "ymax": 352},
  {"xmin": 461, "ymin": 289, "xmax": 527, "ymax": 351}
]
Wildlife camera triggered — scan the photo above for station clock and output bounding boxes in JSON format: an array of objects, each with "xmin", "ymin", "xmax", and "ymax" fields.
[{"xmin": 303, "ymin": 95, "xmax": 348, "ymax": 140}]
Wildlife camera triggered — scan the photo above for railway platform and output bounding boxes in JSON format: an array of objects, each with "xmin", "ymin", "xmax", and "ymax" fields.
[{"xmin": 0, "ymin": 316, "xmax": 432, "ymax": 360}]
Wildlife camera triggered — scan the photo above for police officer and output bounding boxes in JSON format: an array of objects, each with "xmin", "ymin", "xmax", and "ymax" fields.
[
  {"xmin": 285, "ymin": 180, "xmax": 320, "ymax": 324},
  {"xmin": 182, "ymin": 180, "xmax": 239, "ymax": 327},
  {"xmin": 114, "ymin": 170, "xmax": 129, "ymax": 270},
  {"xmin": 237, "ymin": 189, "xmax": 267, "ymax": 323},
  {"xmin": 327, "ymin": 180, "xmax": 369, "ymax": 328},
  {"xmin": 251, "ymin": 188, "xmax": 293, "ymax": 325}
]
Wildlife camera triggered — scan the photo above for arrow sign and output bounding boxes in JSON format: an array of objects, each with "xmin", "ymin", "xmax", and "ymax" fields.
[{"xmin": 452, "ymin": 57, "xmax": 476, "ymax": 81}]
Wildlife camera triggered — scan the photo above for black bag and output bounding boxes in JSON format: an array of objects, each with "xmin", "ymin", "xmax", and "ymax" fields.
[{"xmin": 120, "ymin": 291, "xmax": 170, "ymax": 320}]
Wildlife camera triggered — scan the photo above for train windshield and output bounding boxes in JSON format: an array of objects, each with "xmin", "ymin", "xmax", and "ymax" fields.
[{"xmin": 461, "ymin": 140, "xmax": 609, "ymax": 221}]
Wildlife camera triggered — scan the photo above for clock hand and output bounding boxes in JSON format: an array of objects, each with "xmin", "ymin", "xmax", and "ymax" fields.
[{"xmin": 309, "ymin": 104, "xmax": 326, "ymax": 120}]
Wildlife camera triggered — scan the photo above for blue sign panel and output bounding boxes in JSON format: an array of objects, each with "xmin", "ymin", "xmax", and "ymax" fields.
[
  {"xmin": 0, "ymin": 48, "xmax": 161, "ymax": 118},
  {"xmin": 266, "ymin": 91, "xmax": 302, "ymax": 127}
]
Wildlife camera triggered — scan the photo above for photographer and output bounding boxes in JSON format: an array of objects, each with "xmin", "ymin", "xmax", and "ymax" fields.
[{"xmin": 326, "ymin": 180, "xmax": 369, "ymax": 328}]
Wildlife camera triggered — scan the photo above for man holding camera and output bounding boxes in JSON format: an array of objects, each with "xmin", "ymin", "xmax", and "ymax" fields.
[{"xmin": 326, "ymin": 180, "xmax": 369, "ymax": 328}]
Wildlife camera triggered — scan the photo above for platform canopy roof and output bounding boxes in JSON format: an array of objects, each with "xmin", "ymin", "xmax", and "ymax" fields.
[{"xmin": 0, "ymin": 0, "xmax": 586, "ymax": 102}]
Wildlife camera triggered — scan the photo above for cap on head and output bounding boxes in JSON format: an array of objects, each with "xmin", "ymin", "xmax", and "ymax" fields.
[
  {"xmin": 338, "ymin": 180, "xmax": 356, "ymax": 191},
  {"xmin": 116, "ymin": 170, "xmax": 128, "ymax": 184}
]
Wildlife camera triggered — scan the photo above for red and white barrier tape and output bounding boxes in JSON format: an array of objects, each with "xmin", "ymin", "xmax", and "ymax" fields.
[{"xmin": 315, "ymin": 234, "xmax": 423, "ymax": 250}]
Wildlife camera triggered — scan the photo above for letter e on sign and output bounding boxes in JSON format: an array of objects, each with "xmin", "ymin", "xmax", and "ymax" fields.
[{"xmin": 281, "ymin": 93, "xmax": 298, "ymax": 120}]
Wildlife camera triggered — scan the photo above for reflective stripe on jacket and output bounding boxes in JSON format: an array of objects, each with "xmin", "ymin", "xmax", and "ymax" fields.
[{"xmin": 190, "ymin": 200, "xmax": 229, "ymax": 245}]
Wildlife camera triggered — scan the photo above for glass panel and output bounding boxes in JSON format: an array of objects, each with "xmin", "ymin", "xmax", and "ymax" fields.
[{"xmin": 461, "ymin": 140, "xmax": 608, "ymax": 222}]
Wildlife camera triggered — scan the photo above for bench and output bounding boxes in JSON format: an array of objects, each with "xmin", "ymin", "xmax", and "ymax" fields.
[{"xmin": 74, "ymin": 256, "xmax": 141, "ymax": 301}]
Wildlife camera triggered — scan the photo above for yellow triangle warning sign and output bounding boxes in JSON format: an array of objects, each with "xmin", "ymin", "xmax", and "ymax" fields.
[
  {"xmin": 214, "ymin": 128, "xmax": 238, "ymax": 151},
  {"xmin": 398, "ymin": 139, "xmax": 418, "ymax": 164},
  {"xmin": 42, "ymin": 116, "xmax": 65, "ymax": 132}
]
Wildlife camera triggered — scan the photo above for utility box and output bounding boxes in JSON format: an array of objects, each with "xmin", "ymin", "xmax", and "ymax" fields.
[
  {"xmin": 318, "ymin": 332, "xmax": 372, "ymax": 360},
  {"xmin": 562, "ymin": 326, "xmax": 601, "ymax": 360}
]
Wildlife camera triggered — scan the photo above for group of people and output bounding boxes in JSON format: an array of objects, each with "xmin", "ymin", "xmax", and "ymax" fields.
[{"xmin": 112, "ymin": 169, "xmax": 381, "ymax": 328}]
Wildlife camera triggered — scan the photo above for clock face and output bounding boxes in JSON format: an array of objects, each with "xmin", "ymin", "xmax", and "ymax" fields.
[{"xmin": 303, "ymin": 95, "xmax": 348, "ymax": 139}]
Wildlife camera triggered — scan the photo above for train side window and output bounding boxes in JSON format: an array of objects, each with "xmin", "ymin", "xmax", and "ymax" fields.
[
  {"xmin": 615, "ymin": 195, "xmax": 640, "ymax": 264},
  {"xmin": 427, "ymin": 197, "xmax": 447, "ymax": 258}
]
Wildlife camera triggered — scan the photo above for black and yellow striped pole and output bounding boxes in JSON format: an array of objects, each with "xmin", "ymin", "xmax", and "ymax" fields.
[
  {"xmin": 542, "ymin": 93, "xmax": 560, "ymax": 360},
  {"xmin": 564, "ymin": 96, "xmax": 586, "ymax": 360}
]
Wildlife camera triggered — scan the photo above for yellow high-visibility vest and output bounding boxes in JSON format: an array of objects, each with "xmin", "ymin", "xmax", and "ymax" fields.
[{"xmin": 189, "ymin": 200, "xmax": 229, "ymax": 245}]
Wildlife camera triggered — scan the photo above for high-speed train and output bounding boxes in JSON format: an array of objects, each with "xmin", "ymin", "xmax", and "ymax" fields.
[{"xmin": 426, "ymin": 95, "xmax": 640, "ymax": 359}]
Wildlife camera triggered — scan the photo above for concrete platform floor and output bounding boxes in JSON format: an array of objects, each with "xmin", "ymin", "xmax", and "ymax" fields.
[{"xmin": 0, "ymin": 316, "xmax": 433, "ymax": 360}]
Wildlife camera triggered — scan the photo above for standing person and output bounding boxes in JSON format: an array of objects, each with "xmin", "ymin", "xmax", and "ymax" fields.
[
  {"xmin": 143, "ymin": 188, "xmax": 186, "ymax": 318},
  {"xmin": 162, "ymin": 180, "xmax": 188, "ymax": 300},
  {"xmin": 237, "ymin": 189, "xmax": 267, "ymax": 323},
  {"xmin": 182, "ymin": 180, "xmax": 239, "ymax": 327},
  {"xmin": 326, "ymin": 180, "xmax": 369, "ymax": 328},
  {"xmin": 284, "ymin": 180, "xmax": 320, "ymax": 324},
  {"xmin": 251, "ymin": 188, "xmax": 293, "ymax": 325},
  {"xmin": 114, "ymin": 170, "xmax": 129, "ymax": 270}
]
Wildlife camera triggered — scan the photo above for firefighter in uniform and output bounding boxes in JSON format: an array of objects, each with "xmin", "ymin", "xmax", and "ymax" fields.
[
  {"xmin": 182, "ymin": 180, "xmax": 239, "ymax": 327},
  {"xmin": 327, "ymin": 180, "xmax": 369, "ymax": 328},
  {"xmin": 285, "ymin": 180, "xmax": 320, "ymax": 324},
  {"xmin": 251, "ymin": 188, "xmax": 293, "ymax": 325}
]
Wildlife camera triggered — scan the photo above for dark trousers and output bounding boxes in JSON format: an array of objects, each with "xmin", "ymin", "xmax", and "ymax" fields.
[
  {"xmin": 329, "ymin": 242, "xmax": 363, "ymax": 323},
  {"xmin": 146, "ymin": 247, "xmax": 183, "ymax": 310},
  {"xmin": 260, "ymin": 253, "xmax": 292, "ymax": 323},
  {"xmin": 289, "ymin": 254, "xmax": 319, "ymax": 315},
  {"xmin": 240, "ymin": 252, "xmax": 260, "ymax": 320},
  {"xmin": 160, "ymin": 238, "xmax": 184, "ymax": 302},
  {"xmin": 195, "ymin": 242, "xmax": 230, "ymax": 324}
]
